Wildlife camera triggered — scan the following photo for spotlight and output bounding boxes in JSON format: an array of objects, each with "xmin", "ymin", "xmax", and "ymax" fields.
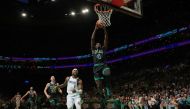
[
  {"xmin": 70, "ymin": 11, "xmax": 76, "ymax": 16},
  {"xmin": 51, "ymin": 0, "xmax": 56, "ymax": 2},
  {"xmin": 82, "ymin": 8, "xmax": 89, "ymax": 14},
  {"xmin": 21, "ymin": 12, "xmax": 27, "ymax": 18}
]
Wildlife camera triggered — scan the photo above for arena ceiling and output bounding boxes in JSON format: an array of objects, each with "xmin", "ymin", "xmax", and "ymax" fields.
[{"xmin": 0, "ymin": 0, "xmax": 190, "ymax": 57}]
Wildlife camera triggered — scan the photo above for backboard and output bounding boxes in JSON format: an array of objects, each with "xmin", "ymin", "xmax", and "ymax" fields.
[{"xmin": 88, "ymin": 0, "xmax": 143, "ymax": 18}]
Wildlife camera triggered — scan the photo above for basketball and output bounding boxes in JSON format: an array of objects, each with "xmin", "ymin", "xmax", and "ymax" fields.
[{"xmin": 96, "ymin": 20, "xmax": 105, "ymax": 28}]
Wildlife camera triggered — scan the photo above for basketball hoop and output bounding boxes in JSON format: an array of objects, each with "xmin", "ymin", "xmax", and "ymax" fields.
[{"xmin": 94, "ymin": 3, "xmax": 113, "ymax": 27}]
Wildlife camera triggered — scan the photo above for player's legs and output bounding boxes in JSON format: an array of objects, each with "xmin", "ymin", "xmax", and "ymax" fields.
[
  {"xmin": 74, "ymin": 96, "xmax": 82, "ymax": 109},
  {"xmin": 28, "ymin": 98, "xmax": 35, "ymax": 109},
  {"xmin": 94, "ymin": 71, "xmax": 106, "ymax": 109},
  {"xmin": 15, "ymin": 101, "xmax": 20, "ymax": 109},
  {"xmin": 94, "ymin": 71, "xmax": 104, "ymax": 96},
  {"xmin": 95, "ymin": 80, "xmax": 103, "ymax": 96},
  {"xmin": 55, "ymin": 97, "xmax": 62, "ymax": 108},
  {"xmin": 49, "ymin": 98, "xmax": 56, "ymax": 108},
  {"xmin": 67, "ymin": 95, "xmax": 75, "ymax": 109},
  {"xmin": 102, "ymin": 67, "xmax": 112, "ymax": 99}
]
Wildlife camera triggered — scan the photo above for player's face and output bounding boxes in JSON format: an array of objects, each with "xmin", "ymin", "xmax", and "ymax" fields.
[
  {"xmin": 95, "ymin": 43, "xmax": 101, "ymax": 49},
  {"xmin": 50, "ymin": 76, "xmax": 55, "ymax": 81},
  {"xmin": 72, "ymin": 68, "xmax": 78, "ymax": 76},
  {"xmin": 30, "ymin": 87, "xmax": 33, "ymax": 90}
]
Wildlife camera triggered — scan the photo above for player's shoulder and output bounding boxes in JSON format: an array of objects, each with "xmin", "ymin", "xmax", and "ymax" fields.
[
  {"xmin": 92, "ymin": 49, "xmax": 95, "ymax": 53},
  {"xmin": 65, "ymin": 76, "xmax": 70, "ymax": 80},
  {"xmin": 46, "ymin": 83, "xmax": 50, "ymax": 87},
  {"xmin": 66, "ymin": 76, "xmax": 70, "ymax": 79}
]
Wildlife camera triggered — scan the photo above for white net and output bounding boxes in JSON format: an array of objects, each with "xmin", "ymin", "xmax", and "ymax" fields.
[{"xmin": 94, "ymin": 4, "xmax": 113, "ymax": 27}]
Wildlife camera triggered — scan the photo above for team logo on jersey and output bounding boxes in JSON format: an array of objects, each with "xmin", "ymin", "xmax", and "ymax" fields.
[
  {"xmin": 69, "ymin": 80, "xmax": 76, "ymax": 84},
  {"xmin": 96, "ymin": 54, "xmax": 102, "ymax": 59},
  {"xmin": 50, "ymin": 85, "xmax": 57, "ymax": 93}
]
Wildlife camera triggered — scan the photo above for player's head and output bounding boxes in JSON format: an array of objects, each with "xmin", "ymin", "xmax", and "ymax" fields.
[
  {"xmin": 50, "ymin": 76, "xmax": 55, "ymax": 81},
  {"xmin": 72, "ymin": 68, "xmax": 78, "ymax": 76},
  {"xmin": 30, "ymin": 86, "xmax": 33, "ymax": 90},
  {"xmin": 95, "ymin": 43, "xmax": 101, "ymax": 49},
  {"xmin": 16, "ymin": 92, "xmax": 20, "ymax": 95}
]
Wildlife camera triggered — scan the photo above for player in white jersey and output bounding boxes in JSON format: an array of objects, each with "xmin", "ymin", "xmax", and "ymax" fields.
[{"xmin": 58, "ymin": 68, "xmax": 83, "ymax": 109}]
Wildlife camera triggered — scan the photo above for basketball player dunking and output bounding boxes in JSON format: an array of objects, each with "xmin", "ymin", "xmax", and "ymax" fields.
[{"xmin": 91, "ymin": 24, "xmax": 112, "ymax": 108}]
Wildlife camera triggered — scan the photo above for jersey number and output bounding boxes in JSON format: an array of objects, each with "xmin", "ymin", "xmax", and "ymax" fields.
[{"xmin": 96, "ymin": 54, "xmax": 102, "ymax": 59}]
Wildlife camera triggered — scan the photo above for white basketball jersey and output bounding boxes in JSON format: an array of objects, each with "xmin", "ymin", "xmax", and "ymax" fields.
[{"xmin": 67, "ymin": 76, "xmax": 78, "ymax": 94}]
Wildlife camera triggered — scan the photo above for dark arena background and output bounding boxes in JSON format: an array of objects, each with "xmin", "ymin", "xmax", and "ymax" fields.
[{"xmin": 0, "ymin": 0, "xmax": 190, "ymax": 109}]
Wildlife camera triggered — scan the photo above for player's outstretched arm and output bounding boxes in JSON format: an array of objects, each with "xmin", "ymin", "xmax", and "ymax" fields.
[
  {"xmin": 21, "ymin": 91, "xmax": 29, "ymax": 100},
  {"xmin": 58, "ymin": 77, "xmax": 69, "ymax": 88},
  {"xmin": 56, "ymin": 83, "xmax": 63, "ymax": 94}
]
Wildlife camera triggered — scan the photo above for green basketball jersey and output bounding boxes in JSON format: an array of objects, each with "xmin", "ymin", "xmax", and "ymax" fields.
[
  {"xmin": 48, "ymin": 82, "xmax": 59, "ymax": 97},
  {"xmin": 92, "ymin": 48, "xmax": 106, "ymax": 72}
]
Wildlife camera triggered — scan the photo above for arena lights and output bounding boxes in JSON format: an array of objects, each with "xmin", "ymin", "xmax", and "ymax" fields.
[
  {"xmin": 82, "ymin": 8, "xmax": 89, "ymax": 14},
  {"xmin": 0, "ymin": 25, "xmax": 190, "ymax": 61},
  {"xmin": 70, "ymin": 11, "xmax": 76, "ymax": 16},
  {"xmin": 64, "ymin": 8, "xmax": 89, "ymax": 16},
  {"xmin": 21, "ymin": 11, "xmax": 28, "ymax": 18}
]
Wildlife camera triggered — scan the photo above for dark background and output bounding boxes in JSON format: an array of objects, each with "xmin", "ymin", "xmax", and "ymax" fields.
[{"xmin": 0, "ymin": 0, "xmax": 190, "ymax": 97}]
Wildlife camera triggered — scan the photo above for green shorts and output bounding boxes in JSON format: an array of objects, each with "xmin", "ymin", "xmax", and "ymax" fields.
[
  {"xmin": 48, "ymin": 97, "xmax": 61, "ymax": 107},
  {"xmin": 93, "ymin": 66, "xmax": 110, "ymax": 81}
]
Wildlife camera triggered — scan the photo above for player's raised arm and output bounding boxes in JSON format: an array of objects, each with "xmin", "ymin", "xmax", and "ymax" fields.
[
  {"xmin": 91, "ymin": 25, "xmax": 98, "ymax": 50},
  {"xmin": 21, "ymin": 91, "xmax": 29, "ymax": 100}
]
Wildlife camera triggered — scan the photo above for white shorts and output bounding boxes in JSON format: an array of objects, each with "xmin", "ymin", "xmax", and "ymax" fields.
[{"xmin": 67, "ymin": 94, "xmax": 82, "ymax": 109}]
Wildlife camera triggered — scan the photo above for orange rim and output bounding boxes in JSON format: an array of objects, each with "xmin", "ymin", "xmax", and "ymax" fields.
[{"xmin": 94, "ymin": 3, "xmax": 113, "ymax": 13}]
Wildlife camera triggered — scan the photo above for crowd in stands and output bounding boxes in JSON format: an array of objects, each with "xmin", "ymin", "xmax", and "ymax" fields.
[
  {"xmin": 0, "ymin": 61, "xmax": 190, "ymax": 109},
  {"xmin": 108, "ymin": 62, "xmax": 190, "ymax": 109}
]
